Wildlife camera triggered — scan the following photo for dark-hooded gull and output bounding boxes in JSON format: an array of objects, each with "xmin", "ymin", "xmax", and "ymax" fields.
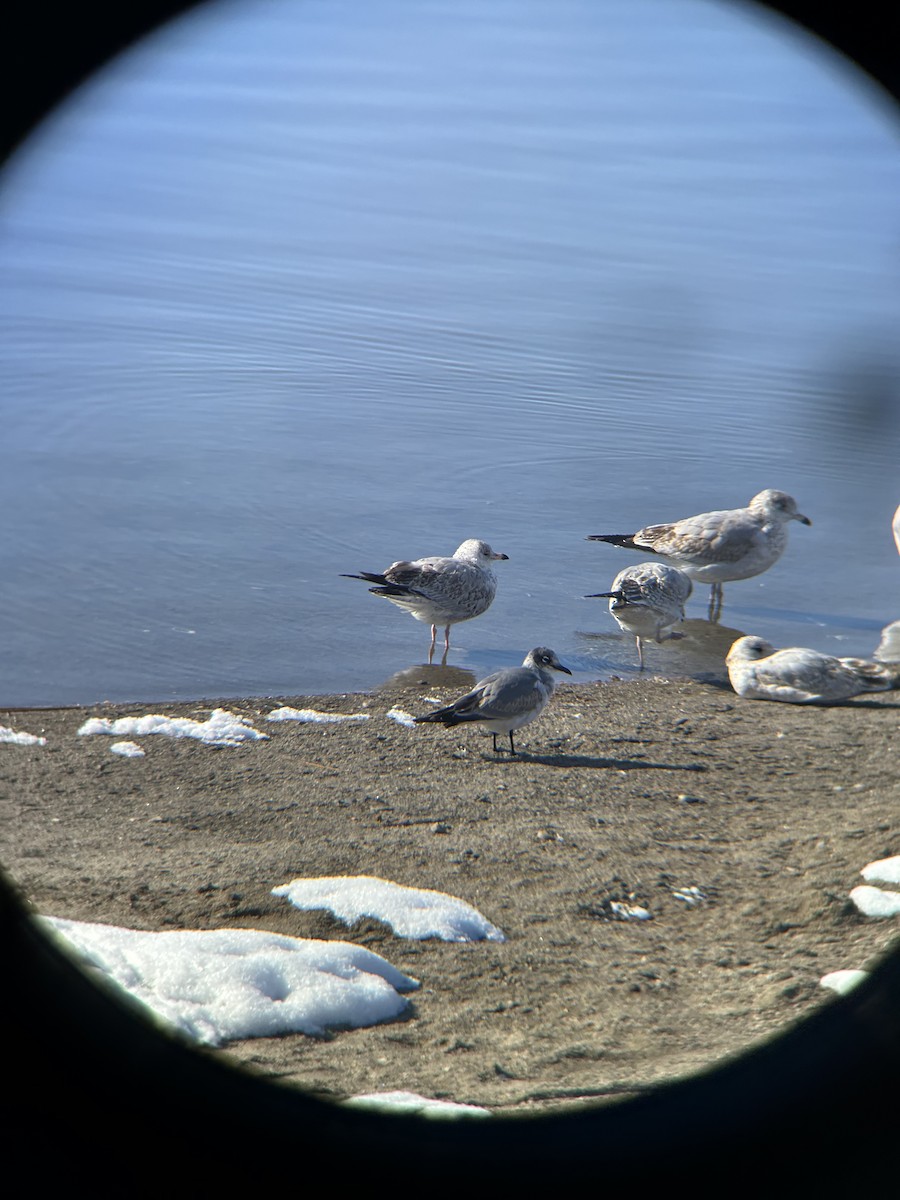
[
  {"xmin": 586, "ymin": 490, "xmax": 811, "ymax": 622},
  {"xmin": 414, "ymin": 647, "xmax": 571, "ymax": 755}
]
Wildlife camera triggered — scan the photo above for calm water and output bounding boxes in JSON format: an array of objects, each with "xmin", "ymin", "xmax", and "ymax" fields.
[{"xmin": 2, "ymin": 0, "xmax": 899, "ymax": 707}]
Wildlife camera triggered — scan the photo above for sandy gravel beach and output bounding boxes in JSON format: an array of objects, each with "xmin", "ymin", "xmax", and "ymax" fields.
[{"xmin": 1, "ymin": 667, "xmax": 898, "ymax": 1113}]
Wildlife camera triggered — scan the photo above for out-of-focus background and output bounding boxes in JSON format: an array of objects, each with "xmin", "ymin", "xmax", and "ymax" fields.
[{"xmin": 3, "ymin": 0, "xmax": 898, "ymax": 706}]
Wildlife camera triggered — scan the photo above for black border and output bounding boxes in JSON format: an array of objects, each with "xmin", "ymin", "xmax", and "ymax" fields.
[{"xmin": 4, "ymin": 3, "xmax": 899, "ymax": 1186}]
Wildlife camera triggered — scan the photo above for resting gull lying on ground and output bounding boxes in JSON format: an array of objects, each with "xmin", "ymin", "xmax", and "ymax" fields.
[
  {"xmin": 414, "ymin": 647, "xmax": 571, "ymax": 755},
  {"xmin": 342, "ymin": 538, "xmax": 508, "ymax": 664},
  {"xmin": 586, "ymin": 561, "xmax": 692, "ymax": 670},
  {"xmin": 726, "ymin": 635, "xmax": 900, "ymax": 704},
  {"xmin": 586, "ymin": 489, "xmax": 811, "ymax": 622}
]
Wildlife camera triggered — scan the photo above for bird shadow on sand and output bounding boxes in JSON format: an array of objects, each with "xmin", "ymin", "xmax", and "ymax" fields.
[{"xmin": 481, "ymin": 752, "xmax": 708, "ymax": 771}]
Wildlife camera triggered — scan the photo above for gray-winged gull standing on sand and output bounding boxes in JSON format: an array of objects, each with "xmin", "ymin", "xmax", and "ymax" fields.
[
  {"xmin": 586, "ymin": 561, "xmax": 693, "ymax": 670},
  {"xmin": 725, "ymin": 635, "xmax": 900, "ymax": 704},
  {"xmin": 342, "ymin": 539, "xmax": 508, "ymax": 664},
  {"xmin": 414, "ymin": 647, "xmax": 571, "ymax": 755},
  {"xmin": 586, "ymin": 489, "xmax": 811, "ymax": 621}
]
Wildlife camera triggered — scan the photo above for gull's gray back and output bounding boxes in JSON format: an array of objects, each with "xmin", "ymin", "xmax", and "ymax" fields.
[{"xmin": 475, "ymin": 666, "xmax": 551, "ymax": 717}]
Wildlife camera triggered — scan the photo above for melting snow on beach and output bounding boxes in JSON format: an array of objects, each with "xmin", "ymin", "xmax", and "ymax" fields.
[
  {"xmin": 273, "ymin": 876, "xmax": 507, "ymax": 942},
  {"xmin": 346, "ymin": 1091, "xmax": 489, "ymax": 1118},
  {"xmin": 43, "ymin": 917, "xmax": 418, "ymax": 1045},
  {"xmin": 819, "ymin": 854, "xmax": 900, "ymax": 994},
  {"xmin": 849, "ymin": 853, "xmax": 900, "ymax": 919},
  {"xmin": 266, "ymin": 706, "xmax": 370, "ymax": 723},
  {"xmin": 77, "ymin": 709, "xmax": 268, "ymax": 746},
  {"xmin": 0, "ymin": 723, "xmax": 47, "ymax": 745},
  {"xmin": 43, "ymin": 878, "xmax": 503, "ymax": 1051}
]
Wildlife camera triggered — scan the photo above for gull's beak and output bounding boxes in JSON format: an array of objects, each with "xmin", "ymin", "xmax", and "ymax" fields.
[
  {"xmin": 492, "ymin": 552, "xmax": 510, "ymax": 560},
  {"xmin": 584, "ymin": 591, "xmax": 619, "ymax": 600},
  {"xmin": 795, "ymin": 513, "xmax": 812, "ymax": 526},
  {"xmin": 555, "ymin": 661, "xmax": 573, "ymax": 675}
]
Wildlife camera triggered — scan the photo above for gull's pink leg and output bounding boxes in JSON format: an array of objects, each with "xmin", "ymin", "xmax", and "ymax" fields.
[{"xmin": 428, "ymin": 624, "xmax": 437, "ymax": 665}]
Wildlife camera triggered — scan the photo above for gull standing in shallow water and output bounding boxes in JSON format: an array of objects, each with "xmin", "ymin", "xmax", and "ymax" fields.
[
  {"xmin": 586, "ymin": 562, "xmax": 693, "ymax": 670},
  {"xmin": 342, "ymin": 539, "xmax": 508, "ymax": 664},
  {"xmin": 874, "ymin": 503, "xmax": 900, "ymax": 663},
  {"xmin": 726, "ymin": 636, "xmax": 900, "ymax": 704},
  {"xmin": 414, "ymin": 647, "xmax": 571, "ymax": 755},
  {"xmin": 586, "ymin": 489, "xmax": 811, "ymax": 622}
]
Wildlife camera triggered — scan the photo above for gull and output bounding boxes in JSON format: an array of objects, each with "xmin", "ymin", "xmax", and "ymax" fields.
[
  {"xmin": 726, "ymin": 635, "xmax": 900, "ymax": 705},
  {"xmin": 414, "ymin": 647, "xmax": 571, "ymax": 755},
  {"xmin": 342, "ymin": 539, "xmax": 508, "ymax": 664},
  {"xmin": 586, "ymin": 490, "xmax": 811, "ymax": 622},
  {"xmin": 586, "ymin": 562, "xmax": 693, "ymax": 670},
  {"xmin": 872, "ymin": 505, "xmax": 900, "ymax": 663},
  {"xmin": 874, "ymin": 620, "xmax": 900, "ymax": 664}
]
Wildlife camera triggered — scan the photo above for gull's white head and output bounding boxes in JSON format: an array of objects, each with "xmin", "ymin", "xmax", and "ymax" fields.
[
  {"xmin": 749, "ymin": 490, "xmax": 811, "ymax": 526},
  {"xmin": 727, "ymin": 635, "xmax": 777, "ymax": 665},
  {"xmin": 454, "ymin": 539, "xmax": 509, "ymax": 565}
]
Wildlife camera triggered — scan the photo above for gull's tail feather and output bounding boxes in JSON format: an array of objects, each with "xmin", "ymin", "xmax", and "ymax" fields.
[
  {"xmin": 340, "ymin": 571, "xmax": 390, "ymax": 586},
  {"xmin": 414, "ymin": 691, "xmax": 484, "ymax": 726},
  {"xmin": 414, "ymin": 707, "xmax": 477, "ymax": 728},
  {"xmin": 585, "ymin": 533, "xmax": 644, "ymax": 550},
  {"xmin": 585, "ymin": 582, "xmax": 644, "ymax": 605},
  {"xmin": 844, "ymin": 659, "xmax": 900, "ymax": 691},
  {"xmin": 340, "ymin": 572, "xmax": 428, "ymax": 599}
]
